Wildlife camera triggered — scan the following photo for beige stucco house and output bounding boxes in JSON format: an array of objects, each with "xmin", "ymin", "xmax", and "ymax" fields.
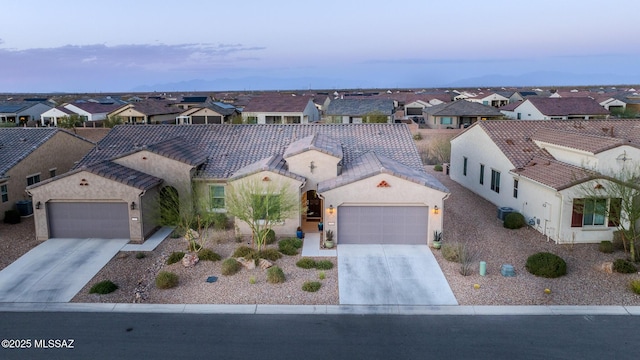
[
  {"xmin": 27, "ymin": 124, "xmax": 448, "ymax": 246},
  {"xmin": 450, "ymin": 119, "xmax": 640, "ymax": 244},
  {"xmin": 0, "ymin": 128, "xmax": 95, "ymax": 220}
]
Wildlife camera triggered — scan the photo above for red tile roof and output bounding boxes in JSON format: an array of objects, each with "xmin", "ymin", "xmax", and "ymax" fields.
[
  {"xmin": 242, "ymin": 94, "xmax": 314, "ymax": 113},
  {"xmin": 524, "ymin": 97, "xmax": 609, "ymax": 116}
]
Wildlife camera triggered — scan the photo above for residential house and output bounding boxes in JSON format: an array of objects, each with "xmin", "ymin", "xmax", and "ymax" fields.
[
  {"xmin": 176, "ymin": 102, "xmax": 241, "ymax": 124},
  {"xmin": 40, "ymin": 106, "xmax": 77, "ymax": 127},
  {"xmin": 177, "ymin": 96, "xmax": 213, "ymax": 110},
  {"xmin": 0, "ymin": 101, "xmax": 53, "ymax": 125},
  {"xmin": 0, "ymin": 128, "xmax": 95, "ymax": 220},
  {"xmin": 423, "ymin": 100, "xmax": 503, "ymax": 129},
  {"xmin": 324, "ymin": 99, "xmax": 395, "ymax": 123},
  {"xmin": 27, "ymin": 124, "xmax": 448, "ymax": 246},
  {"xmin": 108, "ymin": 100, "xmax": 182, "ymax": 124},
  {"xmin": 242, "ymin": 94, "xmax": 320, "ymax": 124},
  {"xmin": 500, "ymin": 97, "xmax": 609, "ymax": 120},
  {"xmin": 466, "ymin": 92, "xmax": 509, "ymax": 108},
  {"xmin": 450, "ymin": 119, "xmax": 640, "ymax": 244},
  {"xmin": 63, "ymin": 102, "xmax": 123, "ymax": 123}
]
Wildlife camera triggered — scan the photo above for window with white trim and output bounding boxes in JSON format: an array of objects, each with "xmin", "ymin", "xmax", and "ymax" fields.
[
  {"xmin": 209, "ymin": 185, "xmax": 225, "ymax": 210},
  {"xmin": 513, "ymin": 179, "xmax": 519, "ymax": 198},
  {"xmin": 27, "ymin": 174, "xmax": 41, "ymax": 186},
  {"xmin": 490, "ymin": 170, "xmax": 500, "ymax": 193}
]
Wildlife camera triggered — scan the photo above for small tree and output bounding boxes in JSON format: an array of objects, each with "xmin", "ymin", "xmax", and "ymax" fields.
[
  {"xmin": 104, "ymin": 115, "xmax": 124, "ymax": 128},
  {"xmin": 229, "ymin": 114, "xmax": 244, "ymax": 124},
  {"xmin": 225, "ymin": 178, "xmax": 299, "ymax": 252},
  {"xmin": 429, "ymin": 135, "xmax": 452, "ymax": 164},
  {"xmin": 363, "ymin": 111, "xmax": 389, "ymax": 123},
  {"xmin": 57, "ymin": 114, "xmax": 84, "ymax": 129},
  {"xmin": 576, "ymin": 164, "xmax": 640, "ymax": 262}
]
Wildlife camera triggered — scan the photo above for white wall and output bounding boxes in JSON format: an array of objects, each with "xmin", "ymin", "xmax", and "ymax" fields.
[{"xmin": 512, "ymin": 101, "xmax": 547, "ymax": 120}]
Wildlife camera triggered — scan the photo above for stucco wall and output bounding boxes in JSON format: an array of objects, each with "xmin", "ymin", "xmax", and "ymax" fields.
[{"xmin": 285, "ymin": 150, "xmax": 340, "ymax": 193}]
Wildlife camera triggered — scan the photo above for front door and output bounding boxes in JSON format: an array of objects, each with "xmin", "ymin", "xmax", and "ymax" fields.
[{"xmin": 306, "ymin": 190, "xmax": 322, "ymax": 220}]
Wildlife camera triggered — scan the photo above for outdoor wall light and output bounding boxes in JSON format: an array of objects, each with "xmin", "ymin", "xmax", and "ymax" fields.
[
  {"xmin": 433, "ymin": 205, "xmax": 439, "ymax": 214},
  {"xmin": 329, "ymin": 205, "xmax": 334, "ymax": 214},
  {"xmin": 130, "ymin": 201, "xmax": 136, "ymax": 210},
  {"xmin": 35, "ymin": 201, "xmax": 41, "ymax": 210}
]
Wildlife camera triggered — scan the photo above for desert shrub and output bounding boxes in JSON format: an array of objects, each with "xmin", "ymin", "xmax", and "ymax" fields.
[
  {"xmin": 296, "ymin": 258, "xmax": 317, "ymax": 269},
  {"xmin": 412, "ymin": 132, "xmax": 423, "ymax": 140},
  {"xmin": 315, "ymin": 260, "xmax": 334, "ymax": 270},
  {"xmin": 170, "ymin": 228, "xmax": 183, "ymax": 238},
  {"xmin": 279, "ymin": 238, "xmax": 302, "ymax": 255},
  {"xmin": 211, "ymin": 212, "xmax": 231, "ymax": 230},
  {"xmin": 221, "ymin": 258, "xmax": 242, "ymax": 276},
  {"xmin": 258, "ymin": 248, "xmax": 282, "ymax": 261},
  {"xmin": 249, "ymin": 276, "xmax": 256, "ymax": 284},
  {"xmin": 232, "ymin": 246, "xmax": 257, "ymax": 259},
  {"xmin": 318, "ymin": 271, "xmax": 326, "ymax": 280},
  {"xmin": 166, "ymin": 251, "xmax": 185, "ymax": 265},
  {"xmin": 613, "ymin": 259, "xmax": 637, "ymax": 274},
  {"xmin": 302, "ymin": 281, "xmax": 322, "ymax": 292},
  {"xmin": 155, "ymin": 271, "xmax": 179, "ymax": 289},
  {"xmin": 89, "ymin": 280, "xmax": 118, "ymax": 294},
  {"xmin": 434, "ymin": 164, "xmax": 443, "ymax": 172},
  {"xmin": 525, "ymin": 252, "xmax": 567, "ymax": 278},
  {"xmin": 135, "ymin": 252, "xmax": 146, "ymax": 259},
  {"xmin": 3, "ymin": 210, "xmax": 20, "ymax": 224},
  {"xmin": 504, "ymin": 212, "xmax": 526, "ymax": 229},
  {"xmin": 630, "ymin": 279, "xmax": 640, "ymax": 294},
  {"xmin": 264, "ymin": 229, "xmax": 277, "ymax": 245},
  {"xmin": 267, "ymin": 266, "xmax": 286, "ymax": 284},
  {"xmin": 198, "ymin": 248, "xmax": 222, "ymax": 261},
  {"xmin": 441, "ymin": 243, "xmax": 462, "ymax": 263},
  {"xmin": 599, "ymin": 241, "xmax": 614, "ymax": 254}
]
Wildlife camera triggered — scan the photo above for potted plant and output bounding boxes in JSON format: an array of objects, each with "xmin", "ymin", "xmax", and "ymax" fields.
[
  {"xmin": 432, "ymin": 230, "xmax": 442, "ymax": 249},
  {"xmin": 324, "ymin": 230, "xmax": 334, "ymax": 249},
  {"xmin": 296, "ymin": 226, "xmax": 304, "ymax": 239}
]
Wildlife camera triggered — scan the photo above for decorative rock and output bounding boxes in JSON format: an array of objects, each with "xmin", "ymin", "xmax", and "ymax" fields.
[
  {"xmin": 185, "ymin": 228, "xmax": 199, "ymax": 241},
  {"xmin": 600, "ymin": 262, "xmax": 613, "ymax": 274},
  {"xmin": 258, "ymin": 258, "xmax": 273, "ymax": 269},
  {"xmin": 237, "ymin": 257, "xmax": 256, "ymax": 269},
  {"xmin": 182, "ymin": 252, "xmax": 199, "ymax": 267}
]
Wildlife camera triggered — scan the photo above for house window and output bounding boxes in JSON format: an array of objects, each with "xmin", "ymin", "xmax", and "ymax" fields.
[
  {"xmin": 1, "ymin": 184, "xmax": 7, "ymax": 203},
  {"xmin": 27, "ymin": 174, "xmax": 41, "ymax": 186},
  {"xmin": 252, "ymin": 194, "xmax": 281, "ymax": 220},
  {"xmin": 284, "ymin": 116, "xmax": 301, "ymax": 124},
  {"xmin": 463, "ymin": 157, "xmax": 468, "ymax": 176},
  {"xmin": 517, "ymin": 113, "xmax": 521, "ymax": 120},
  {"xmin": 209, "ymin": 185, "xmax": 225, "ymax": 210},
  {"xmin": 571, "ymin": 198, "xmax": 621, "ymax": 227},
  {"xmin": 441, "ymin": 117, "xmax": 452, "ymax": 125},
  {"xmin": 49, "ymin": 168, "xmax": 57, "ymax": 178},
  {"xmin": 490, "ymin": 170, "xmax": 500, "ymax": 193},
  {"xmin": 513, "ymin": 179, "xmax": 519, "ymax": 198},
  {"xmin": 479, "ymin": 164, "xmax": 484, "ymax": 185},
  {"xmin": 247, "ymin": 116, "xmax": 258, "ymax": 124}
]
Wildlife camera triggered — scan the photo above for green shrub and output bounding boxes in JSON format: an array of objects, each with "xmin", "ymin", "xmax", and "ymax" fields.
[
  {"xmin": 89, "ymin": 280, "xmax": 118, "ymax": 294},
  {"xmin": 166, "ymin": 251, "xmax": 185, "ymax": 265},
  {"xmin": 3, "ymin": 210, "xmax": 21, "ymax": 224},
  {"xmin": 504, "ymin": 212, "xmax": 526, "ymax": 229},
  {"xmin": 525, "ymin": 252, "xmax": 567, "ymax": 278},
  {"xmin": 630, "ymin": 279, "xmax": 640, "ymax": 295},
  {"xmin": 302, "ymin": 281, "xmax": 322, "ymax": 292},
  {"xmin": 599, "ymin": 241, "xmax": 614, "ymax": 254},
  {"xmin": 267, "ymin": 266, "xmax": 286, "ymax": 284},
  {"xmin": 296, "ymin": 258, "xmax": 317, "ymax": 269},
  {"xmin": 221, "ymin": 258, "xmax": 242, "ymax": 276},
  {"xmin": 413, "ymin": 132, "xmax": 423, "ymax": 140},
  {"xmin": 135, "ymin": 252, "xmax": 147, "ymax": 259},
  {"xmin": 198, "ymin": 248, "xmax": 222, "ymax": 261},
  {"xmin": 441, "ymin": 243, "xmax": 462, "ymax": 263},
  {"xmin": 315, "ymin": 260, "xmax": 334, "ymax": 270},
  {"xmin": 155, "ymin": 271, "xmax": 179, "ymax": 289},
  {"xmin": 232, "ymin": 246, "xmax": 257, "ymax": 259},
  {"xmin": 318, "ymin": 271, "xmax": 326, "ymax": 280},
  {"xmin": 211, "ymin": 212, "xmax": 230, "ymax": 230},
  {"xmin": 264, "ymin": 229, "xmax": 277, "ymax": 245},
  {"xmin": 258, "ymin": 248, "xmax": 282, "ymax": 261},
  {"xmin": 434, "ymin": 164, "xmax": 443, "ymax": 172},
  {"xmin": 249, "ymin": 276, "xmax": 256, "ymax": 284},
  {"xmin": 613, "ymin": 259, "xmax": 637, "ymax": 274},
  {"xmin": 170, "ymin": 228, "xmax": 183, "ymax": 238},
  {"xmin": 278, "ymin": 238, "xmax": 302, "ymax": 256}
]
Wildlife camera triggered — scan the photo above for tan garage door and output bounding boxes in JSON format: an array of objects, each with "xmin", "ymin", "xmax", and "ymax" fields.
[
  {"xmin": 337, "ymin": 206, "xmax": 428, "ymax": 245},
  {"xmin": 47, "ymin": 202, "xmax": 130, "ymax": 239}
]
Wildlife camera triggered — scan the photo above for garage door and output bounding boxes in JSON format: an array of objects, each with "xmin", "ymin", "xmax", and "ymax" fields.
[
  {"xmin": 47, "ymin": 202, "xmax": 130, "ymax": 239},
  {"xmin": 338, "ymin": 206, "xmax": 428, "ymax": 245}
]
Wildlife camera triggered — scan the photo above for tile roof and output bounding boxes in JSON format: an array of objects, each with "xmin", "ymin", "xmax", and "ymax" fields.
[
  {"xmin": 318, "ymin": 151, "xmax": 449, "ymax": 193},
  {"xmin": 143, "ymin": 137, "xmax": 208, "ymax": 166},
  {"xmin": 524, "ymin": 97, "xmax": 609, "ymax": 116},
  {"xmin": 242, "ymin": 94, "xmax": 314, "ymax": 113},
  {"xmin": 512, "ymin": 156, "xmax": 596, "ymax": 191},
  {"xmin": 79, "ymin": 124, "xmax": 436, "ymax": 186},
  {"xmin": 531, "ymin": 127, "xmax": 625, "ymax": 154},
  {"xmin": 122, "ymin": 100, "xmax": 181, "ymax": 116},
  {"xmin": 423, "ymin": 100, "xmax": 503, "ymax": 117},
  {"xmin": 283, "ymin": 133, "xmax": 343, "ymax": 160},
  {"xmin": 325, "ymin": 99, "xmax": 394, "ymax": 116},
  {"xmin": 229, "ymin": 155, "xmax": 306, "ymax": 182},
  {"xmin": 67, "ymin": 102, "xmax": 123, "ymax": 114},
  {"xmin": 0, "ymin": 102, "xmax": 43, "ymax": 113},
  {"xmin": 0, "ymin": 128, "xmax": 68, "ymax": 177}
]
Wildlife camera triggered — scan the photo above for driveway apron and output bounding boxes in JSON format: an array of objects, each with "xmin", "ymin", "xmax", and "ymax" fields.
[
  {"xmin": 0, "ymin": 238, "xmax": 128, "ymax": 302},
  {"xmin": 338, "ymin": 244, "xmax": 458, "ymax": 305}
]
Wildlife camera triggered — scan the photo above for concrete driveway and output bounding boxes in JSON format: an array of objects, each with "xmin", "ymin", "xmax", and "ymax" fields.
[
  {"xmin": 338, "ymin": 244, "xmax": 458, "ymax": 305},
  {"xmin": 0, "ymin": 238, "xmax": 129, "ymax": 303}
]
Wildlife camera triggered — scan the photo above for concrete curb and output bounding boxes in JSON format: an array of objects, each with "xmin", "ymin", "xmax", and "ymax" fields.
[{"xmin": 1, "ymin": 303, "xmax": 638, "ymax": 315}]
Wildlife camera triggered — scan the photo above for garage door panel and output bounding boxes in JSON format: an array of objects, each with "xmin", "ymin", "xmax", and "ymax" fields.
[
  {"xmin": 48, "ymin": 202, "xmax": 130, "ymax": 239},
  {"xmin": 338, "ymin": 206, "xmax": 428, "ymax": 245}
]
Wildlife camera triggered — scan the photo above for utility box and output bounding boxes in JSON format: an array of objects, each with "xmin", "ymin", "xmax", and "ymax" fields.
[
  {"xmin": 497, "ymin": 207, "xmax": 514, "ymax": 221},
  {"xmin": 16, "ymin": 200, "xmax": 33, "ymax": 217}
]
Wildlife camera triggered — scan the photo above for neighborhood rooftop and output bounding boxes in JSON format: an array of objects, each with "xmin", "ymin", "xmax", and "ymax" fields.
[{"xmin": 0, "ymin": 128, "xmax": 75, "ymax": 178}]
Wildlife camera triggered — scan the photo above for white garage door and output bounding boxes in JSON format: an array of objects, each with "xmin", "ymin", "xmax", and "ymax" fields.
[
  {"xmin": 337, "ymin": 206, "xmax": 428, "ymax": 245},
  {"xmin": 47, "ymin": 202, "xmax": 130, "ymax": 239}
]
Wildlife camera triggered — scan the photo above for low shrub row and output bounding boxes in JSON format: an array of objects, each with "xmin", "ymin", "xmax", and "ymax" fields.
[{"xmin": 295, "ymin": 257, "xmax": 334, "ymax": 270}]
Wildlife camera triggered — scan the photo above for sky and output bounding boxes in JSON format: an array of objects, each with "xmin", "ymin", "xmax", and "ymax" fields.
[{"xmin": 1, "ymin": 0, "xmax": 639, "ymax": 93}]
